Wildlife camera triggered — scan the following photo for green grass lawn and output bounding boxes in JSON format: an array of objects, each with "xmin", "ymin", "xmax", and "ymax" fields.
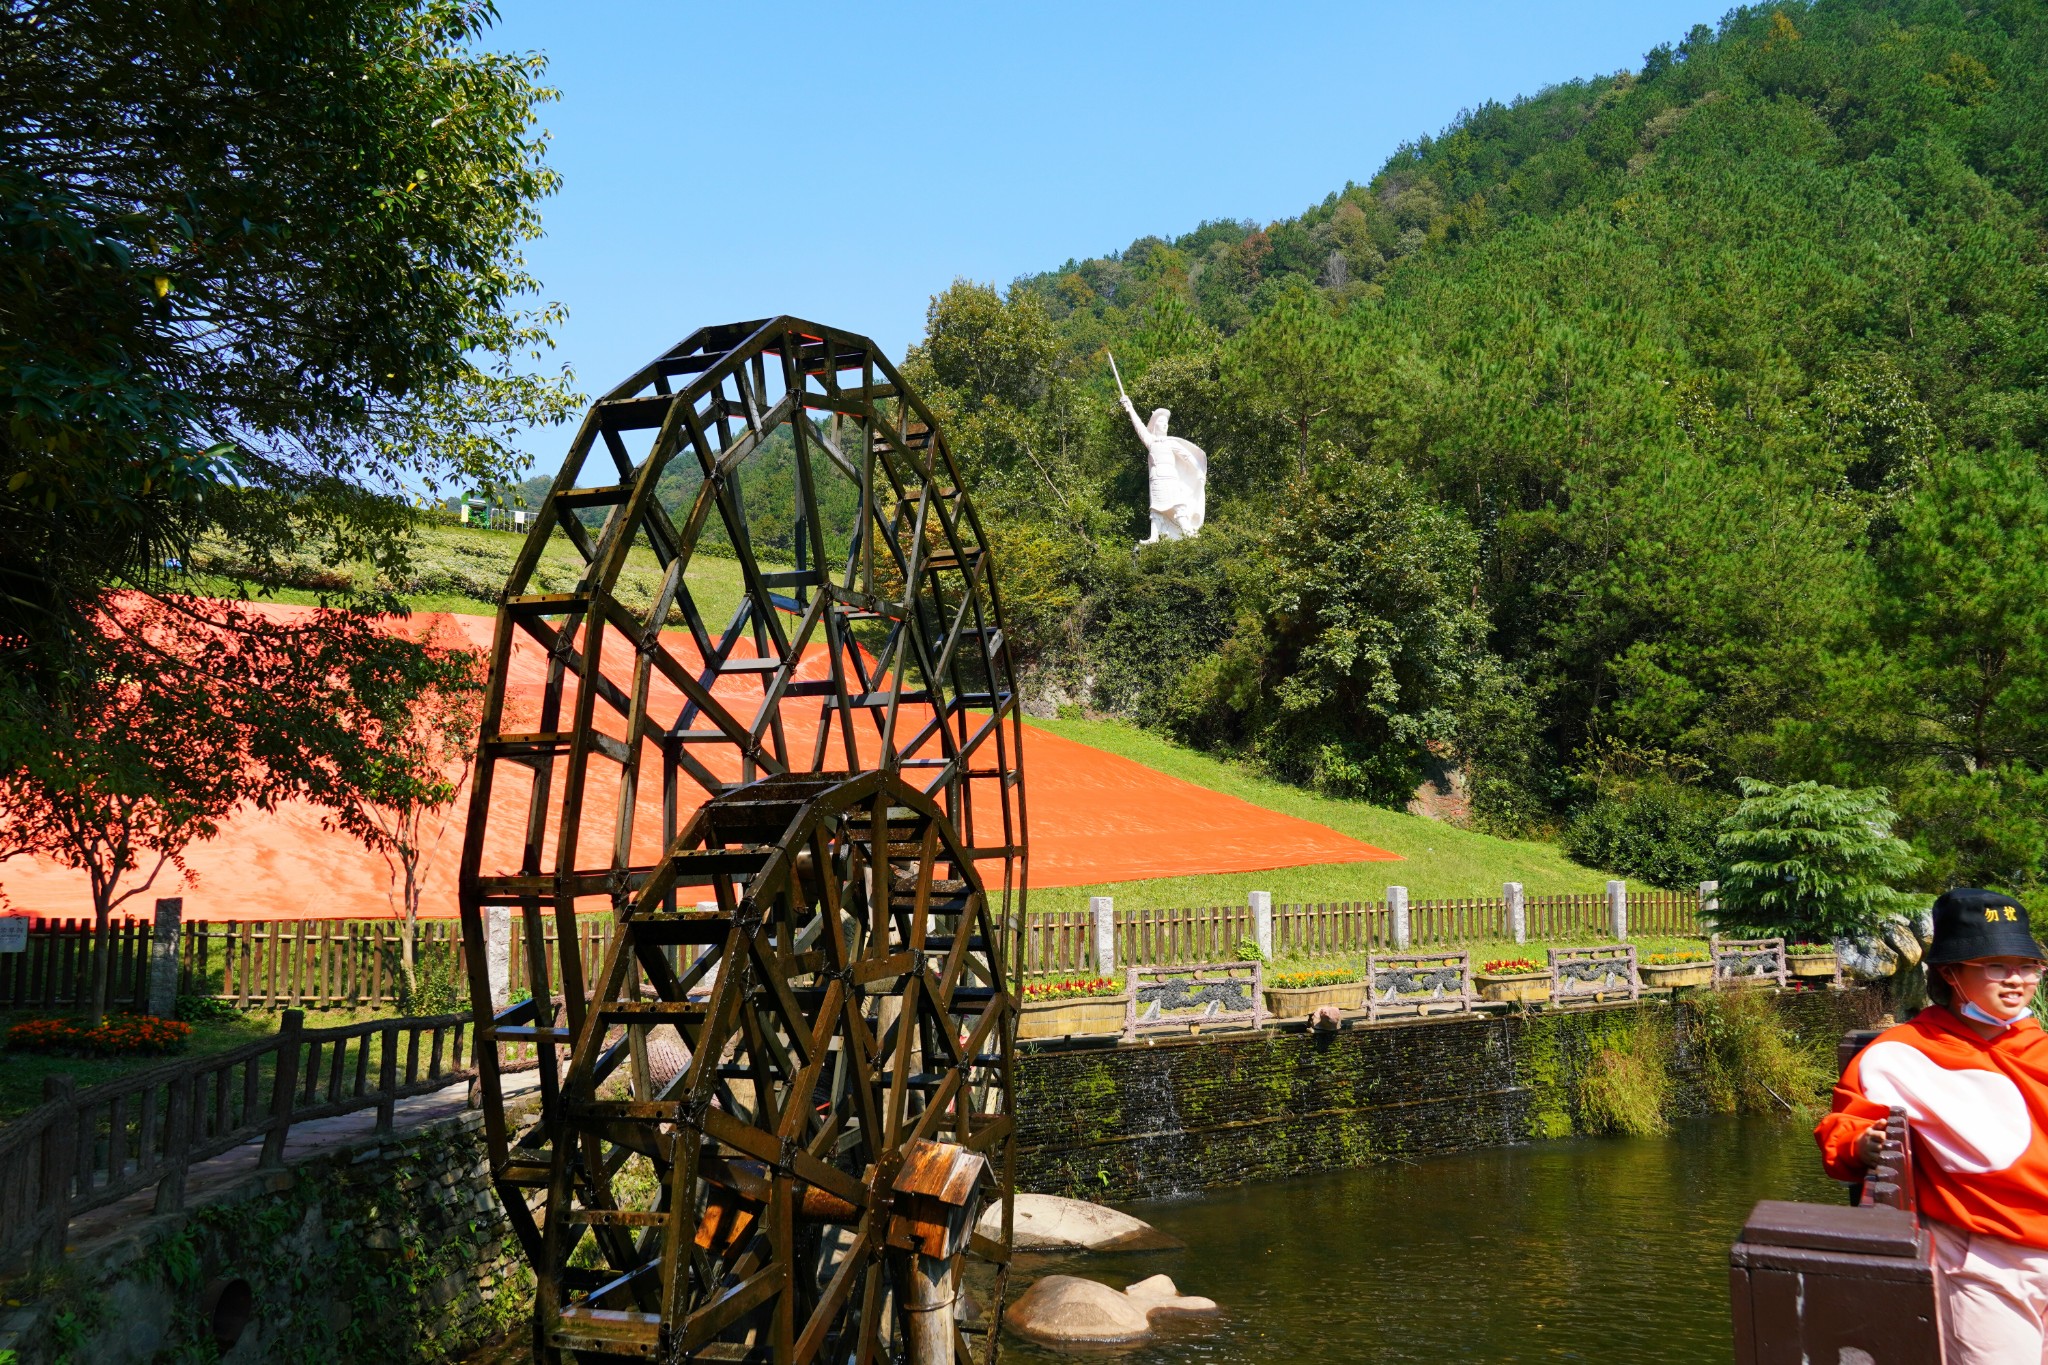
[
  {"xmin": 0, "ymin": 1003, "xmax": 401, "ymax": 1123},
  {"xmin": 184, "ymin": 521, "xmax": 771, "ymax": 633},
  {"xmin": 1023, "ymin": 716, "xmax": 1619, "ymax": 913}
]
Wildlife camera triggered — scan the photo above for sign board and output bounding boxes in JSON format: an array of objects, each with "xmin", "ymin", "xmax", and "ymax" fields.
[{"xmin": 0, "ymin": 916, "xmax": 28, "ymax": 953}]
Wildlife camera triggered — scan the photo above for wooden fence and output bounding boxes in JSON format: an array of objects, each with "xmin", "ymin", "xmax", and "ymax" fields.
[
  {"xmin": 2, "ymin": 887, "xmax": 1705, "ymax": 1008},
  {"xmin": 0, "ymin": 1008, "xmax": 517, "ymax": 1272},
  {"xmin": 1021, "ymin": 888, "xmax": 1704, "ymax": 976},
  {"xmin": 0, "ymin": 915, "xmax": 619, "ymax": 1012}
]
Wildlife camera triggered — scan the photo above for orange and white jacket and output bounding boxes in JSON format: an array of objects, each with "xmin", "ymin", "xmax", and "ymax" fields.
[{"xmin": 1818, "ymin": 1005, "xmax": 2048, "ymax": 1248}]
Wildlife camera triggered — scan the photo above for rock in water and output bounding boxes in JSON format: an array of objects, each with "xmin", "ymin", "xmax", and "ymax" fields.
[
  {"xmin": 976, "ymin": 1193, "xmax": 1183, "ymax": 1252},
  {"xmin": 1123, "ymin": 1273, "xmax": 1220, "ymax": 1316},
  {"xmin": 1004, "ymin": 1276, "xmax": 1152, "ymax": 1345}
]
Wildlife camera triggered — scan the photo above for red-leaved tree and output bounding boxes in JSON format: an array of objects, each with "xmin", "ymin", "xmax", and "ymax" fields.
[{"xmin": 0, "ymin": 596, "xmax": 472, "ymax": 1024}]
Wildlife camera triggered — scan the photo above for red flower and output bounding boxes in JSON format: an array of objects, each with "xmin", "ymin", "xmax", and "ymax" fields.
[{"xmin": 6, "ymin": 1014, "xmax": 193, "ymax": 1056}]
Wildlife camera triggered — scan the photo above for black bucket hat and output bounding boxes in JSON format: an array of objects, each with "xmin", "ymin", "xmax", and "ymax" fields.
[{"xmin": 1926, "ymin": 888, "xmax": 2046, "ymax": 967}]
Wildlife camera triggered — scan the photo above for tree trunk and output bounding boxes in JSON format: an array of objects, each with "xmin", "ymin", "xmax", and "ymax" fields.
[
  {"xmin": 399, "ymin": 848, "xmax": 420, "ymax": 1006},
  {"xmin": 88, "ymin": 895, "xmax": 113, "ymax": 1029}
]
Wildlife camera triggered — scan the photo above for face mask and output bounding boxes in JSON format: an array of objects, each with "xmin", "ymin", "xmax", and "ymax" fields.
[{"xmin": 1959, "ymin": 999, "xmax": 2034, "ymax": 1030}]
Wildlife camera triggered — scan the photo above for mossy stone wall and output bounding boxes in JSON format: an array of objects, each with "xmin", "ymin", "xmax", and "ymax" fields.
[
  {"xmin": 1014, "ymin": 988, "xmax": 1884, "ymax": 1202},
  {"xmin": 0, "ymin": 1110, "xmax": 533, "ymax": 1365}
]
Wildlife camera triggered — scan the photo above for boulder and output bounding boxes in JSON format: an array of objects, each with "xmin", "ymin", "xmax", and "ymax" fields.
[
  {"xmin": 1836, "ymin": 933, "xmax": 1899, "ymax": 981},
  {"xmin": 976, "ymin": 1193, "xmax": 1183, "ymax": 1252},
  {"xmin": 1003, "ymin": 1273, "xmax": 1220, "ymax": 1348},
  {"xmin": 1880, "ymin": 917, "xmax": 1925, "ymax": 970},
  {"xmin": 1123, "ymin": 1273, "xmax": 1219, "ymax": 1316},
  {"xmin": 1004, "ymin": 1276, "xmax": 1152, "ymax": 1345}
]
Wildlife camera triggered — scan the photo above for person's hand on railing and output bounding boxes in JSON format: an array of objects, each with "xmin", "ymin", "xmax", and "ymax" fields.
[{"xmin": 1857, "ymin": 1124, "xmax": 1885, "ymax": 1170}]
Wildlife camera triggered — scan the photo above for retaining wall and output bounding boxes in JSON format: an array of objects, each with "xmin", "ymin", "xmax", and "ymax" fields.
[
  {"xmin": 0, "ymin": 1109, "xmax": 533, "ymax": 1365},
  {"xmin": 1015, "ymin": 988, "xmax": 1886, "ymax": 1202}
]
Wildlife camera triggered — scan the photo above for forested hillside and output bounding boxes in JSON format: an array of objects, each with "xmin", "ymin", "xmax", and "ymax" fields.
[{"xmin": 905, "ymin": 0, "xmax": 2048, "ymax": 893}]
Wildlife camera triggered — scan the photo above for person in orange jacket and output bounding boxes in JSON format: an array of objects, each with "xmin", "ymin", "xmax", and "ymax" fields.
[{"xmin": 1818, "ymin": 888, "xmax": 2048, "ymax": 1364}]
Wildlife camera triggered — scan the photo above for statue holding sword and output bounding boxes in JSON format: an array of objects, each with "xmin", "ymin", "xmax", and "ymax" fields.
[{"xmin": 1110, "ymin": 351, "xmax": 1207, "ymax": 543}]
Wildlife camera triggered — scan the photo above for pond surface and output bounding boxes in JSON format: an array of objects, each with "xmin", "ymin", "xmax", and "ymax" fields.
[{"xmin": 1002, "ymin": 1117, "xmax": 1842, "ymax": 1364}]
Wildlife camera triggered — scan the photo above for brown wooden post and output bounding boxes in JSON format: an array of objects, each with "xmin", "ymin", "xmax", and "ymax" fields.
[
  {"xmin": 375, "ymin": 1021, "xmax": 400, "ymax": 1134},
  {"xmin": 154, "ymin": 1071, "xmax": 192, "ymax": 1213},
  {"xmin": 36, "ymin": 1074, "xmax": 77, "ymax": 1266},
  {"xmin": 260, "ymin": 1009, "xmax": 305, "ymax": 1170}
]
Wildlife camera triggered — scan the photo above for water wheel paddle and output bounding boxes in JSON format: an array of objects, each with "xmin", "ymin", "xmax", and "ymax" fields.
[{"xmin": 455, "ymin": 319, "xmax": 1026, "ymax": 1363}]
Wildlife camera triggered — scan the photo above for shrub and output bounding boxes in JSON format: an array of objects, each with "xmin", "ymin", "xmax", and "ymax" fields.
[
  {"xmin": 1480, "ymin": 958, "xmax": 1544, "ymax": 975},
  {"xmin": 7, "ymin": 1014, "xmax": 192, "ymax": 1056},
  {"xmin": 1023, "ymin": 977, "xmax": 1123, "ymax": 1002},
  {"xmin": 1714, "ymin": 779, "xmax": 1923, "ymax": 940},
  {"xmin": 1692, "ymin": 988, "xmax": 1833, "ymax": 1116},
  {"xmin": 176, "ymin": 993, "xmax": 242, "ymax": 1022},
  {"xmin": 1561, "ymin": 780, "xmax": 1732, "ymax": 889},
  {"xmin": 1577, "ymin": 1014, "xmax": 1673, "ymax": 1137},
  {"xmin": 1268, "ymin": 969, "xmax": 1357, "ymax": 989},
  {"xmin": 1234, "ymin": 937, "xmax": 1265, "ymax": 963},
  {"xmin": 398, "ymin": 938, "xmax": 464, "ymax": 1017}
]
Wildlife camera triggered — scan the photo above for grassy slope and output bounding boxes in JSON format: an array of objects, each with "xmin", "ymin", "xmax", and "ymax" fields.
[
  {"xmin": 1023, "ymin": 716, "xmax": 1617, "ymax": 912},
  {"xmin": 188, "ymin": 528, "xmax": 1612, "ymax": 911},
  {"xmin": 185, "ymin": 522, "xmax": 768, "ymax": 632}
]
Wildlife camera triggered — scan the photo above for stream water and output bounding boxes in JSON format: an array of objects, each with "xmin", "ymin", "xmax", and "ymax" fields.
[{"xmin": 1002, "ymin": 1116, "xmax": 1840, "ymax": 1364}]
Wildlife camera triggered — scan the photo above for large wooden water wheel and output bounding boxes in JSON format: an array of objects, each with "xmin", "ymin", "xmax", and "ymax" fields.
[{"xmin": 455, "ymin": 319, "xmax": 1026, "ymax": 1363}]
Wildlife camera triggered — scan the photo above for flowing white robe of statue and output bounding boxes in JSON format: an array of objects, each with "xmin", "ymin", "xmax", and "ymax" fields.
[{"xmin": 1121, "ymin": 398, "xmax": 1207, "ymax": 543}]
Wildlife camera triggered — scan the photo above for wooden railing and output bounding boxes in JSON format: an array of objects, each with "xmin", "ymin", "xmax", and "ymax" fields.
[
  {"xmin": 1021, "ymin": 889, "xmax": 1705, "ymax": 975},
  {"xmin": 0, "ymin": 1009, "xmax": 515, "ymax": 1272}
]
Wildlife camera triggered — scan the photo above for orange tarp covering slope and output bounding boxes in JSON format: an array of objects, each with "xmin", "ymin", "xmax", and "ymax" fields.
[{"xmin": 1, "ymin": 608, "xmax": 1396, "ymax": 922}]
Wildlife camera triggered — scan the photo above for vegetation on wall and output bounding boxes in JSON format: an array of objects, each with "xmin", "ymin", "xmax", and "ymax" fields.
[{"xmin": 911, "ymin": 0, "xmax": 2048, "ymax": 902}]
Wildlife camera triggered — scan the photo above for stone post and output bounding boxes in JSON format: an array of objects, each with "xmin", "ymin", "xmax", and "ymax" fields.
[
  {"xmin": 147, "ymin": 897, "xmax": 183, "ymax": 1018},
  {"xmin": 1607, "ymin": 880, "xmax": 1628, "ymax": 942},
  {"xmin": 485, "ymin": 906, "xmax": 513, "ymax": 1010},
  {"xmin": 1388, "ymin": 886, "xmax": 1410, "ymax": 951},
  {"xmin": 1700, "ymin": 880, "xmax": 1720, "ymax": 924},
  {"xmin": 1504, "ymin": 882, "xmax": 1526, "ymax": 946},
  {"xmin": 1250, "ymin": 891, "xmax": 1273, "ymax": 960},
  {"xmin": 1090, "ymin": 896, "xmax": 1116, "ymax": 977}
]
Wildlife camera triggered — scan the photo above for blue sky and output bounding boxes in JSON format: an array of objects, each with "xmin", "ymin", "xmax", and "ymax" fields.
[{"xmin": 490, "ymin": 0, "xmax": 1722, "ymax": 471}]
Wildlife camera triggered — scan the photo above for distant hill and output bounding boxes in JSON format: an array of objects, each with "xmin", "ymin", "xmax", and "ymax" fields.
[{"xmin": 906, "ymin": 0, "xmax": 2048, "ymax": 895}]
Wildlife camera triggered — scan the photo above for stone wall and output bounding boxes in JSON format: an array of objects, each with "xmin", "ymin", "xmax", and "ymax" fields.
[
  {"xmin": 1015, "ymin": 988, "xmax": 1885, "ymax": 1202},
  {"xmin": 0, "ymin": 1110, "xmax": 534, "ymax": 1365}
]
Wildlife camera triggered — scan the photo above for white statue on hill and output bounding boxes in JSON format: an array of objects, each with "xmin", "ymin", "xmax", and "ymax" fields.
[{"xmin": 1111, "ymin": 353, "xmax": 1207, "ymax": 543}]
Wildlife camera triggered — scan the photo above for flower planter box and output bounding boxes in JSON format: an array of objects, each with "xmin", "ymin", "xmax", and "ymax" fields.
[
  {"xmin": 1789, "ymin": 953, "xmax": 1840, "ymax": 982},
  {"xmin": 1473, "ymin": 971, "xmax": 1553, "ymax": 1004},
  {"xmin": 1261, "ymin": 981, "xmax": 1367, "ymax": 1018},
  {"xmin": 1018, "ymin": 995, "xmax": 1128, "ymax": 1041},
  {"xmin": 1641, "ymin": 961, "xmax": 1712, "ymax": 990}
]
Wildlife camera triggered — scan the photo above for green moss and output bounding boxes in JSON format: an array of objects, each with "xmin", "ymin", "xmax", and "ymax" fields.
[{"xmin": 1515, "ymin": 1017, "xmax": 1576, "ymax": 1140}]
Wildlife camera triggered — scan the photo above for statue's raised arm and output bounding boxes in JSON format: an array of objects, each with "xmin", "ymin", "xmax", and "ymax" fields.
[{"xmin": 1121, "ymin": 393, "xmax": 1158, "ymax": 449}]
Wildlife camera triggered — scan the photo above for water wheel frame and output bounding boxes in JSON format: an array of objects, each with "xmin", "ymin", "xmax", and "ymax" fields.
[{"xmin": 455, "ymin": 318, "xmax": 1026, "ymax": 1363}]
